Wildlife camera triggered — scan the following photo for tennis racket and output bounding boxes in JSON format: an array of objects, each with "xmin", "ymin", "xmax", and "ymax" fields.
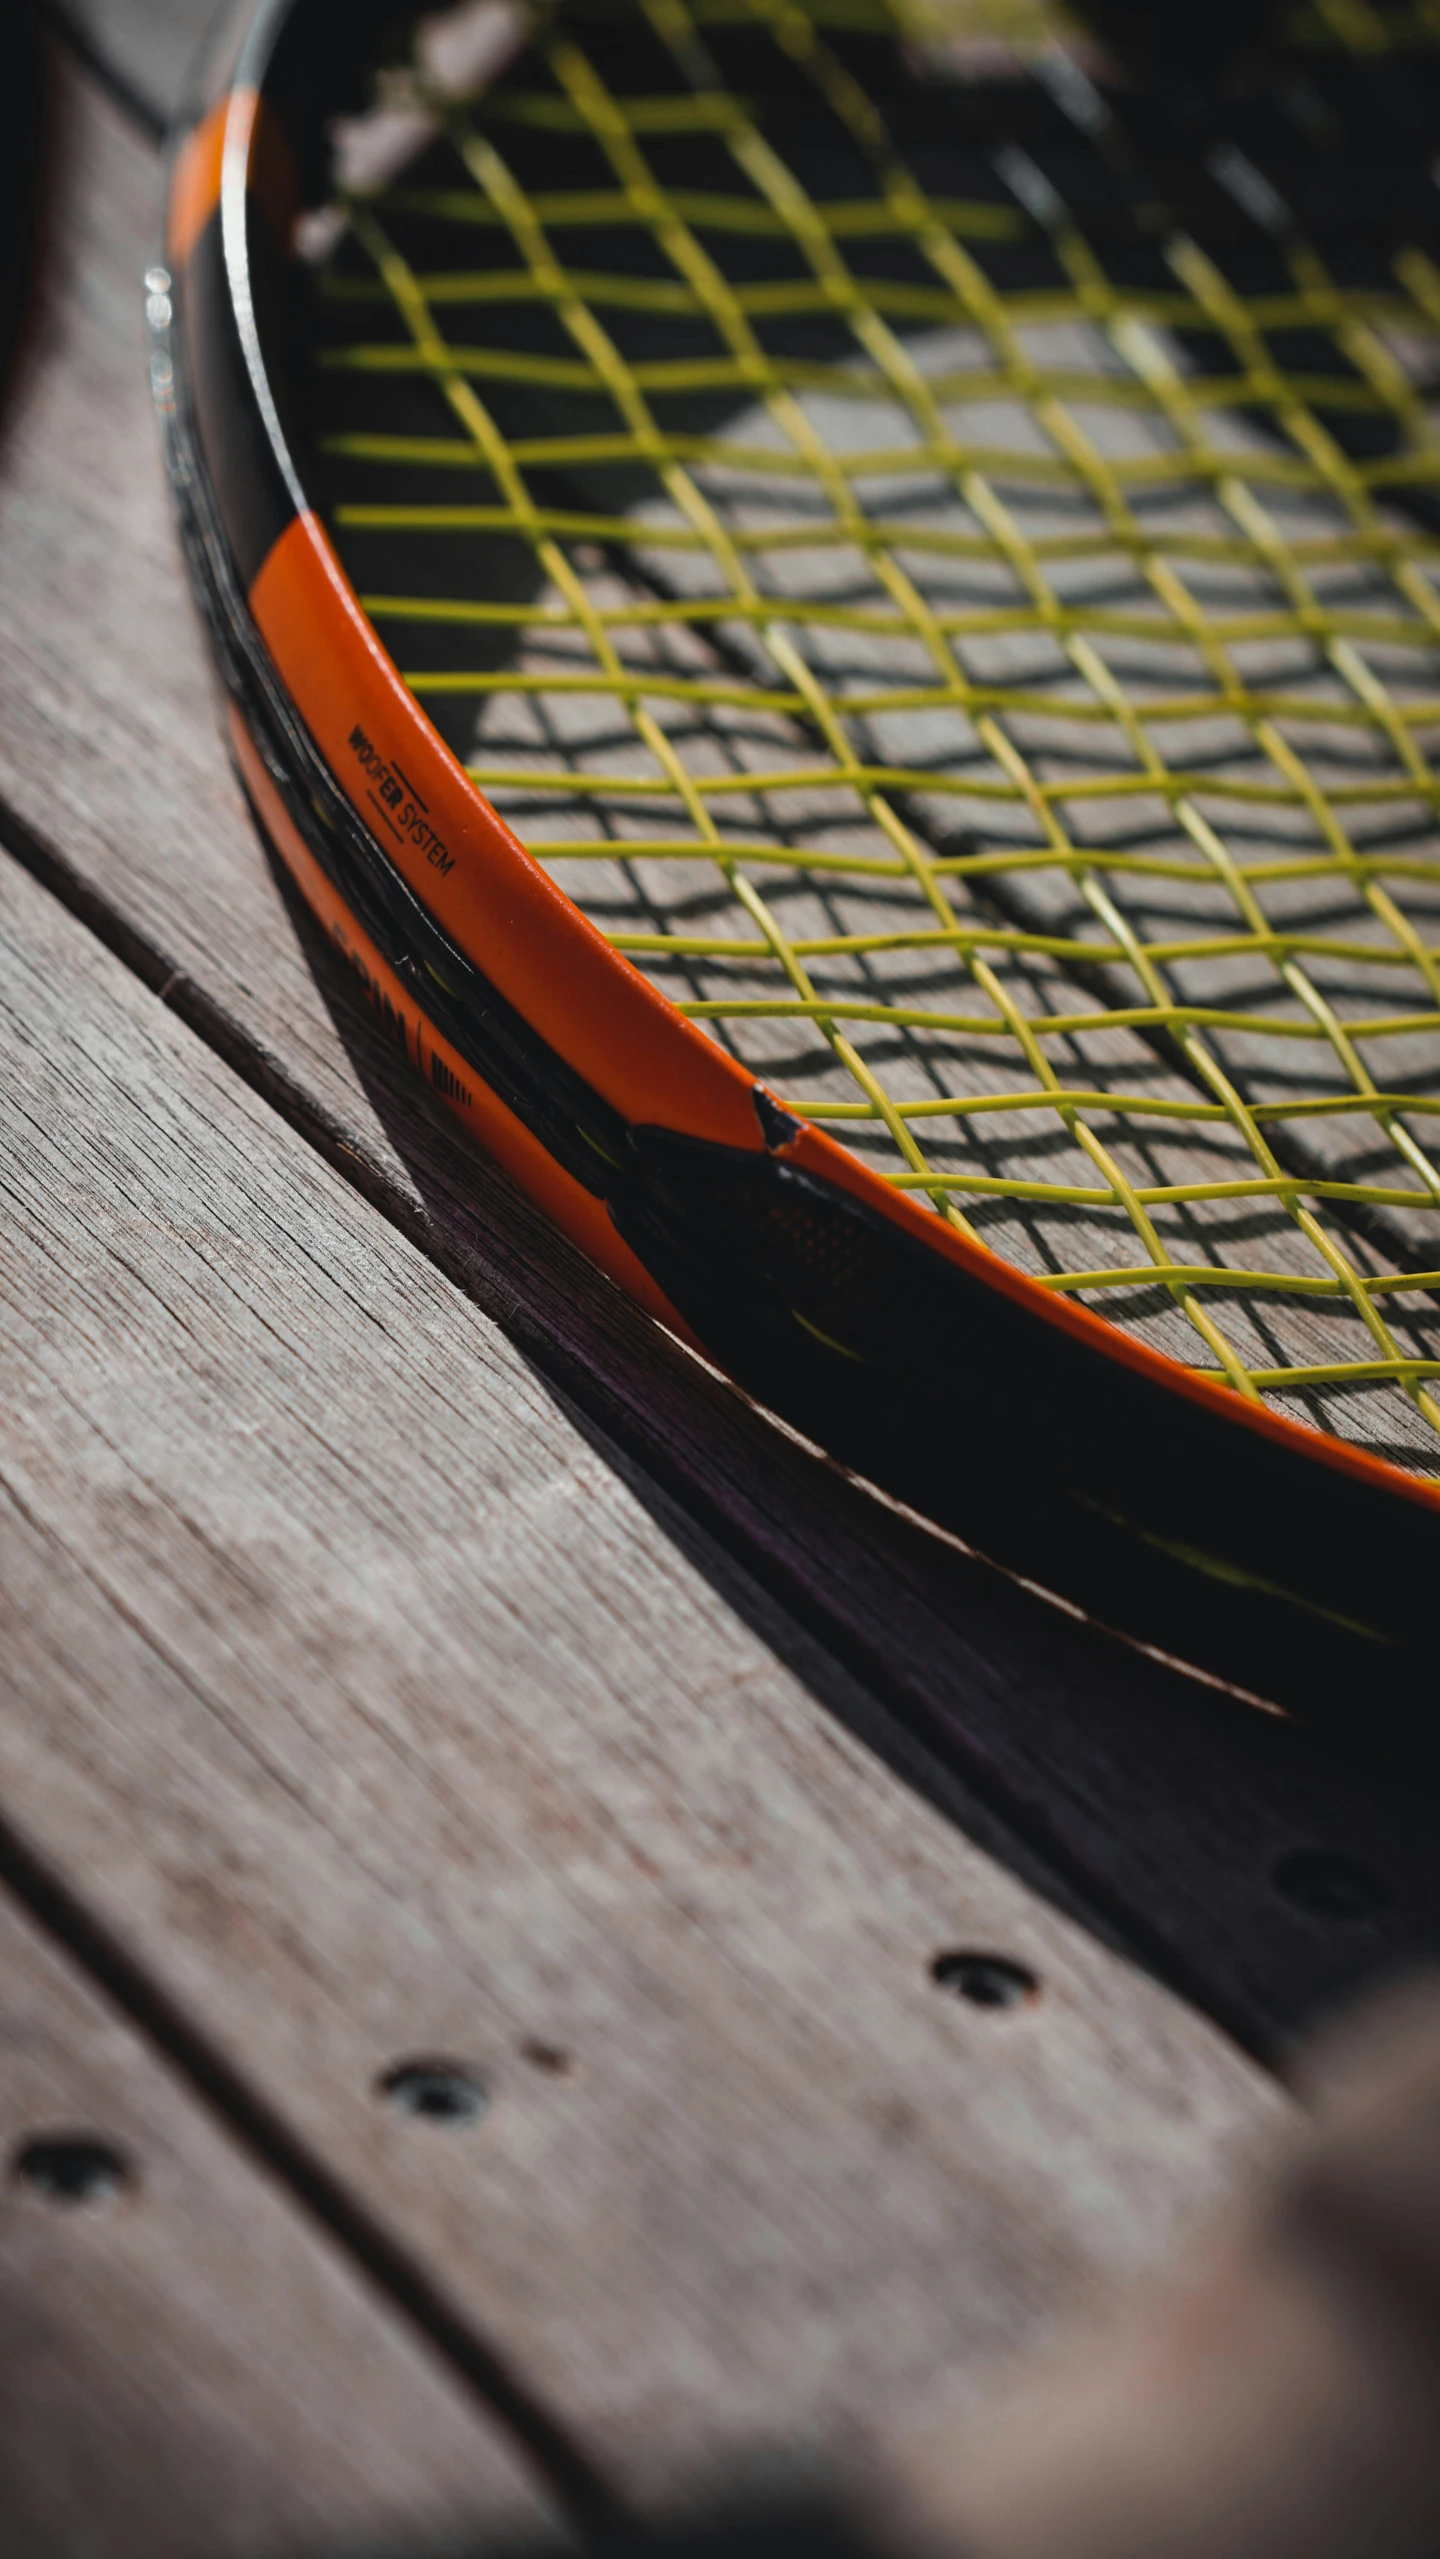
[{"xmin": 154, "ymin": 0, "xmax": 1440, "ymax": 1740}]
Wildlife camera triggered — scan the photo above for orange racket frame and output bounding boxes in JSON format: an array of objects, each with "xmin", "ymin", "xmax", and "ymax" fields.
[{"xmin": 154, "ymin": 0, "xmax": 1440, "ymax": 1738}]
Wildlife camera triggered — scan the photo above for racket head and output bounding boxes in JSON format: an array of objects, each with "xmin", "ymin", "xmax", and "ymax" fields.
[{"xmin": 155, "ymin": 0, "xmax": 1440, "ymax": 1735}]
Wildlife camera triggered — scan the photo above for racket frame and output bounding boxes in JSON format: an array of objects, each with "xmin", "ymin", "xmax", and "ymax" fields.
[{"xmin": 152, "ymin": 0, "xmax": 1440, "ymax": 1735}]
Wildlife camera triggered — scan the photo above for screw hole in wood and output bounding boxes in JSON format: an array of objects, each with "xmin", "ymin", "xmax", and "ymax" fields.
[
  {"xmin": 931, "ymin": 1952, "xmax": 1039, "ymax": 2011},
  {"xmin": 379, "ymin": 2061, "xmax": 488, "ymax": 2125},
  {"xmin": 12, "ymin": 2136, "xmax": 133, "ymax": 2207}
]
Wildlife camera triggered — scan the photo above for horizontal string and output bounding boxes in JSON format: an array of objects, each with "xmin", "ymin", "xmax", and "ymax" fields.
[{"xmin": 325, "ymin": 0, "xmax": 1440, "ymax": 1445}]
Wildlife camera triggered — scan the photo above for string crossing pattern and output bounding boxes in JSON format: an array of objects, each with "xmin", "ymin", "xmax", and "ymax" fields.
[{"xmin": 312, "ymin": 0, "xmax": 1440, "ymax": 1470}]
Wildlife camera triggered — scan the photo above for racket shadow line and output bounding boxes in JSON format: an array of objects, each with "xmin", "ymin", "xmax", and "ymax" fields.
[{"xmin": 258, "ymin": 835, "xmax": 1440, "ymax": 2068}]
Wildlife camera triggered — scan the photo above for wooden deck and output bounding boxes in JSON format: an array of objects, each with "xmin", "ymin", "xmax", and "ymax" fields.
[{"xmin": 1, "ymin": 11, "xmax": 1436, "ymax": 2551}]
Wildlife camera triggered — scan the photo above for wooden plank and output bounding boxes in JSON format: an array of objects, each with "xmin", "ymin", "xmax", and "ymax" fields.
[
  {"xmin": 9, "ymin": 61, "xmax": 1440, "ymax": 2062},
  {"xmin": 0, "ymin": 809, "xmax": 1287, "ymax": 2491},
  {"xmin": 0, "ymin": 1883, "xmax": 552, "ymax": 2559},
  {"xmin": 56, "ymin": 0, "xmax": 212, "ymax": 131}
]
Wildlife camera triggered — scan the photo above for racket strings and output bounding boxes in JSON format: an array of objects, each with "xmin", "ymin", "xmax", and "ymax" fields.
[
  {"xmin": 313, "ymin": 0, "xmax": 1440, "ymax": 1460},
  {"xmin": 646, "ymin": 0, "xmax": 1440, "ymax": 1422},
  {"xmin": 732, "ymin": 0, "xmax": 1440, "ymax": 1408}
]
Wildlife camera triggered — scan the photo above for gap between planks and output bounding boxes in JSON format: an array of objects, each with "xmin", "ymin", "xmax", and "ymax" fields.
[
  {"xmin": 4, "ymin": 34, "xmax": 1439, "ymax": 2063},
  {"xmin": 0, "ymin": 1867, "xmax": 559, "ymax": 2559},
  {"xmin": 0, "ymin": 683, "xmax": 1287, "ymax": 2497},
  {"xmin": 0, "ymin": 1800, "xmax": 621, "ymax": 2529},
  {"xmin": 0, "ymin": 27, "xmax": 1399, "ymax": 2524}
]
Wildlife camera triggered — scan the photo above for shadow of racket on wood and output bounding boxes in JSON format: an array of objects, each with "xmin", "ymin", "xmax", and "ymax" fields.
[
  {"xmin": 267, "ymin": 836, "xmax": 1440, "ymax": 2069},
  {"xmin": 181, "ymin": 0, "xmax": 1440, "ymax": 2049}
]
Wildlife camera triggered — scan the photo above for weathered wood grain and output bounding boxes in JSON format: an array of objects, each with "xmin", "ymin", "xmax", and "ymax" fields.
[
  {"xmin": 11, "ymin": 55, "xmax": 1440, "ymax": 2061},
  {"xmin": 0, "ymin": 1883, "xmax": 552, "ymax": 2559},
  {"xmin": 0, "ymin": 814, "xmax": 1288, "ymax": 2493},
  {"xmin": 57, "ymin": 0, "xmax": 213, "ymax": 130}
]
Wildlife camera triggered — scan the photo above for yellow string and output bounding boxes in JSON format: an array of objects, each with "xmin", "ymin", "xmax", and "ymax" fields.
[{"xmin": 319, "ymin": 0, "xmax": 1440, "ymax": 1455}]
